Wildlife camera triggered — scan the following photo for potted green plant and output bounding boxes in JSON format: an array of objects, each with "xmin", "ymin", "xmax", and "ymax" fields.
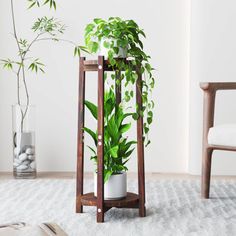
[
  {"xmin": 84, "ymin": 88, "xmax": 136, "ymax": 199},
  {"xmin": 84, "ymin": 17, "xmax": 155, "ymax": 146},
  {"xmin": 83, "ymin": 17, "xmax": 155, "ymax": 199},
  {"xmin": 1, "ymin": 0, "xmax": 85, "ymax": 178}
]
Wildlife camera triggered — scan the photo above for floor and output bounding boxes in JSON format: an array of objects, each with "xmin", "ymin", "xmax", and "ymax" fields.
[{"xmin": 1, "ymin": 175, "xmax": 236, "ymax": 235}]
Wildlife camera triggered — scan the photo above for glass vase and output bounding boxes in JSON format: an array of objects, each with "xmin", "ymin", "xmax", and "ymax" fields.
[{"xmin": 12, "ymin": 105, "xmax": 36, "ymax": 179}]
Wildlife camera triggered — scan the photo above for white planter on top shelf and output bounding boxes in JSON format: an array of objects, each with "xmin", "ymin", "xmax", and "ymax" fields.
[{"xmin": 98, "ymin": 38, "xmax": 127, "ymax": 59}]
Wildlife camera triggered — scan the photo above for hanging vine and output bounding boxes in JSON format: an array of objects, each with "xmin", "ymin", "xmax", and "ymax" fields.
[{"xmin": 84, "ymin": 17, "xmax": 155, "ymax": 146}]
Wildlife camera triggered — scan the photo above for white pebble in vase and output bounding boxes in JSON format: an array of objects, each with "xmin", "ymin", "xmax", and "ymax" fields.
[
  {"xmin": 26, "ymin": 148, "xmax": 34, "ymax": 155},
  {"xmin": 13, "ymin": 162, "xmax": 20, "ymax": 167},
  {"xmin": 19, "ymin": 153, "xmax": 27, "ymax": 161},
  {"xmin": 14, "ymin": 147, "xmax": 21, "ymax": 156},
  {"xmin": 30, "ymin": 161, "xmax": 36, "ymax": 169},
  {"xmin": 14, "ymin": 158, "xmax": 22, "ymax": 164},
  {"xmin": 28, "ymin": 155, "xmax": 35, "ymax": 161},
  {"xmin": 22, "ymin": 160, "xmax": 31, "ymax": 166},
  {"xmin": 17, "ymin": 164, "xmax": 29, "ymax": 170}
]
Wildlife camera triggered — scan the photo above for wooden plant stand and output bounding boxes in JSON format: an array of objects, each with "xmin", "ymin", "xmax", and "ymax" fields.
[{"xmin": 76, "ymin": 56, "xmax": 146, "ymax": 223}]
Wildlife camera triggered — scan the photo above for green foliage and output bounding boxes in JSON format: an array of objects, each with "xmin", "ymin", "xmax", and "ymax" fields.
[
  {"xmin": 0, "ymin": 59, "xmax": 14, "ymax": 70},
  {"xmin": 28, "ymin": 0, "xmax": 57, "ymax": 10},
  {"xmin": 83, "ymin": 17, "xmax": 155, "ymax": 146},
  {"xmin": 83, "ymin": 127, "xmax": 97, "ymax": 146},
  {"xmin": 32, "ymin": 17, "xmax": 65, "ymax": 35},
  {"xmin": 27, "ymin": 0, "xmax": 40, "ymax": 9},
  {"xmin": 84, "ymin": 100, "xmax": 98, "ymax": 119},
  {"xmin": 73, "ymin": 46, "xmax": 90, "ymax": 57},
  {"xmin": 28, "ymin": 58, "xmax": 45, "ymax": 73},
  {"xmin": 1, "ymin": 0, "xmax": 85, "ymax": 133},
  {"xmin": 84, "ymin": 88, "xmax": 136, "ymax": 182},
  {"xmin": 44, "ymin": 0, "xmax": 57, "ymax": 9},
  {"xmin": 1, "ymin": 1, "xmax": 84, "ymax": 82}
]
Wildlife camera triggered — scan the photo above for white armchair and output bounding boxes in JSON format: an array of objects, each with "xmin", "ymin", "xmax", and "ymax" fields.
[{"xmin": 200, "ymin": 82, "xmax": 236, "ymax": 199}]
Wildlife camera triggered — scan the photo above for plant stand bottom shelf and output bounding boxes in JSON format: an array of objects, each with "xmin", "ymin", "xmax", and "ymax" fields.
[
  {"xmin": 81, "ymin": 192, "xmax": 139, "ymax": 208},
  {"xmin": 79, "ymin": 192, "xmax": 145, "ymax": 221}
]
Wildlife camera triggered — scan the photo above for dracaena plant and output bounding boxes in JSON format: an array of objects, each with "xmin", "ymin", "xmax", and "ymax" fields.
[
  {"xmin": 84, "ymin": 88, "xmax": 136, "ymax": 182},
  {"xmin": 1, "ymin": 0, "xmax": 86, "ymax": 131},
  {"xmin": 84, "ymin": 17, "xmax": 155, "ymax": 146}
]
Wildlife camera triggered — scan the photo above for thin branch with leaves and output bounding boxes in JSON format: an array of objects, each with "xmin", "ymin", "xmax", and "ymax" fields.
[{"xmin": 1, "ymin": 0, "xmax": 84, "ymax": 132}]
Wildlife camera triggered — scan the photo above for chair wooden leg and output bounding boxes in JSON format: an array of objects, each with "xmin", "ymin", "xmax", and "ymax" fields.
[{"xmin": 201, "ymin": 148, "xmax": 213, "ymax": 199}]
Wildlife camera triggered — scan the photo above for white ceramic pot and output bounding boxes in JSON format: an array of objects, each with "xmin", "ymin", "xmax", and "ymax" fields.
[
  {"xmin": 99, "ymin": 38, "xmax": 127, "ymax": 59},
  {"xmin": 94, "ymin": 172, "xmax": 127, "ymax": 200}
]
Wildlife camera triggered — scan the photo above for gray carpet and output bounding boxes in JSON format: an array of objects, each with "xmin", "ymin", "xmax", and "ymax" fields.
[{"xmin": 0, "ymin": 179, "xmax": 236, "ymax": 236}]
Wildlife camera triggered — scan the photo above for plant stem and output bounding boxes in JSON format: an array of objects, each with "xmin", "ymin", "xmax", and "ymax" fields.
[
  {"xmin": 35, "ymin": 37, "xmax": 77, "ymax": 46},
  {"xmin": 25, "ymin": 33, "xmax": 44, "ymax": 54},
  {"xmin": 20, "ymin": 33, "xmax": 43, "ymax": 128},
  {"xmin": 10, "ymin": 0, "xmax": 44, "ymax": 131},
  {"xmin": 10, "ymin": 0, "xmax": 21, "ymax": 106},
  {"xmin": 10, "ymin": 0, "xmax": 25, "ymax": 132},
  {"xmin": 20, "ymin": 63, "xmax": 29, "ymax": 130},
  {"xmin": 16, "ymin": 67, "xmax": 21, "ymax": 105}
]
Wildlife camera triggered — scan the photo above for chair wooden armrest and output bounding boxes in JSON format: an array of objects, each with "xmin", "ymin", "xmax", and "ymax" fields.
[
  {"xmin": 200, "ymin": 82, "xmax": 236, "ymax": 91},
  {"xmin": 200, "ymin": 82, "xmax": 236, "ymax": 142}
]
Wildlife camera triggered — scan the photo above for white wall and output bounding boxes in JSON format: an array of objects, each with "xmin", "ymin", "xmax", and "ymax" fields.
[
  {"xmin": 0, "ymin": 0, "xmax": 190, "ymax": 173},
  {"xmin": 189, "ymin": 0, "xmax": 236, "ymax": 174}
]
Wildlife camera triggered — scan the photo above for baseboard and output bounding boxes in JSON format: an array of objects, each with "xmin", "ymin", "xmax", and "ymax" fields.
[{"xmin": 1, "ymin": 171, "xmax": 236, "ymax": 180}]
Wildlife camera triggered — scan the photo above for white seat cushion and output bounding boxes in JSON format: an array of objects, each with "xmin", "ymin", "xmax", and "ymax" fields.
[{"xmin": 208, "ymin": 124, "xmax": 236, "ymax": 147}]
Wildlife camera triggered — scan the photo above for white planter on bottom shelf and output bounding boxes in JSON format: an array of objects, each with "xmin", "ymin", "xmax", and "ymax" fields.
[{"xmin": 94, "ymin": 172, "xmax": 127, "ymax": 200}]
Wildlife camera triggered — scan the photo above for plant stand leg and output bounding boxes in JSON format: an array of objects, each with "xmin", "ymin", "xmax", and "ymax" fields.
[
  {"xmin": 97, "ymin": 56, "xmax": 105, "ymax": 223},
  {"xmin": 76, "ymin": 57, "xmax": 86, "ymax": 213},
  {"xmin": 136, "ymin": 70, "xmax": 146, "ymax": 217},
  {"xmin": 115, "ymin": 71, "xmax": 121, "ymax": 106}
]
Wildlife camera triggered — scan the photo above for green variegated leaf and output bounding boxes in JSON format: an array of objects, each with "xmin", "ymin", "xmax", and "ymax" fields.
[
  {"xmin": 124, "ymin": 148, "xmax": 135, "ymax": 158},
  {"xmin": 104, "ymin": 170, "xmax": 112, "ymax": 182},
  {"xmin": 108, "ymin": 145, "xmax": 119, "ymax": 158},
  {"xmin": 84, "ymin": 100, "xmax": 98, "ymax": 119},
  {"xmin": 120, "ymin": 123, "xmax": 131, "ymax": 133},
  {"xmin": 87, "ymin": 145, "xmax": 97, "ymax": 155},
  {"xmin": 83, "ymin": 127, "xmax": 97, "ymax": 145}
]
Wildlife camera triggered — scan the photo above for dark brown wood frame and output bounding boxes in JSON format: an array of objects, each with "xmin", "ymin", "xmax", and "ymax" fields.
[
  {"xmin": 76, "ymin": 56, "xmax": 146, "ymax": 222},
  {"xmin": 200, "ymin": 82, "xmax": 236, "ymax": 199}
]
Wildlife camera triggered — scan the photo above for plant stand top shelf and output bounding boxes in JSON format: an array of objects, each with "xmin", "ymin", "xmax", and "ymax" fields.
[
  {"xmin": 81, "ymin": 58, "xmax": 136, "ymax": 71},
  {"xmin": 76, "ymin": 56, "xmax": 146, "ymax": 223}
]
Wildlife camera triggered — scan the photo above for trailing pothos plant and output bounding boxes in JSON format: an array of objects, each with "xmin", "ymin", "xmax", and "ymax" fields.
[
  {"xmin": 84, "ymin": 88, "xmax": 136, "ymax": 182},
  {"xmin": 84, "ymin": 17, "xmax": 155, "ymax": 146},
  {"xmin": 1, "ymin": 0, "xmax": 86, "ymax": 131}
]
